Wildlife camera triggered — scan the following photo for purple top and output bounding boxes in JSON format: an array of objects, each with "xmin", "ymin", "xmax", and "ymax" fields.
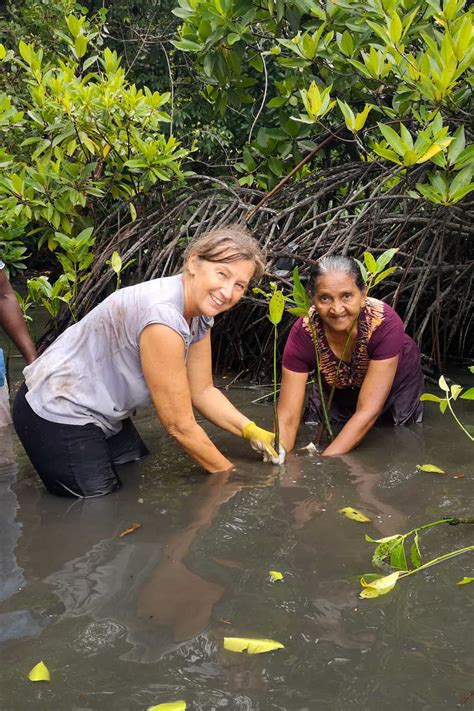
[{"xmin": 283, "ymin": 298, "xmax": 424, "ymax": 424}]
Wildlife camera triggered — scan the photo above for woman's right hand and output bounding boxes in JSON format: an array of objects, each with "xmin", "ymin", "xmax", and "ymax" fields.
[{"xmin": 242, "ymin": 421, "xmax": 286, "ymax": 464}]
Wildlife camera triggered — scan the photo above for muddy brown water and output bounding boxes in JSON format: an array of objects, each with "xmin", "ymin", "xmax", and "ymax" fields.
[{"xmin": 1, "ymin": 351, "xmax": 473, "ymax": 710}]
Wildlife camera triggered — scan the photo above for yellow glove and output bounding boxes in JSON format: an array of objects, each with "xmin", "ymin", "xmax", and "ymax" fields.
[{"xmin": 242, "ymin": 421, "xmax": 285, "ymax": 464}]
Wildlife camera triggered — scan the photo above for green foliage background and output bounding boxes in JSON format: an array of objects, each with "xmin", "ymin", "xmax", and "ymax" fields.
[{"xmin": 0, "ymin": 0, "xmax": 472, "ymax": 339}]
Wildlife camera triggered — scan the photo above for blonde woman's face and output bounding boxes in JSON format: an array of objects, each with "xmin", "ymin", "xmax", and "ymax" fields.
[{"xmin": 186, "ymin": 254, "xmax": 255, "ymax": 317}]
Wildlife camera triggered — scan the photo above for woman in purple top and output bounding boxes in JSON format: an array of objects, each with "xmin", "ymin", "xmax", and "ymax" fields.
[{"xmin": 278, "ymin": 255, "xmax": 424, "ymax": 457}]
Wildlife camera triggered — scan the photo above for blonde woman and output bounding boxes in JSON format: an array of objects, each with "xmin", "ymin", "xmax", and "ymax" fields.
[{"xmin": 13, "ymin": 225, "xmax": 280, "ymax": 497}]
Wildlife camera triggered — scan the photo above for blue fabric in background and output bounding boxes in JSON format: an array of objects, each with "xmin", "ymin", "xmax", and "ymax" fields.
[{"xmin": 0, "ymin": 348, "xmax": 5, "ymax": 387}]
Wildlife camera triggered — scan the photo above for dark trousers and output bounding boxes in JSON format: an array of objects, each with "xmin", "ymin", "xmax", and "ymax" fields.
[{"xmin": 12, "ymin": 383, "xmax": 149, "ymax": 498}]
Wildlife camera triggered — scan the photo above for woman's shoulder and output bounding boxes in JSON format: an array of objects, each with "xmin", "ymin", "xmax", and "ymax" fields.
[{"xmin": 364, "ymin": 298, "xmax": 405, "ymax": 359}]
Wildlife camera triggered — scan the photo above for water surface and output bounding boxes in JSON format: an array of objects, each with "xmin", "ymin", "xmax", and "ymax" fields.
[{"xmin": 0, "ymin": 371, "xmax": 473, "ymax": 710}]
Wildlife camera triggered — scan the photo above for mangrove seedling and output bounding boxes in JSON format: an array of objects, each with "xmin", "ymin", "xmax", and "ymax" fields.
[
  {"xmin": 253, "ymin": 282, "xmax": 285, "ymax": 450},
  {"xmin": 106, "ymin": 250, "xmax": 136, "ymax": 290},
  {"xmin": 420, "ymin": 369, "xmax": 474, "ymax": 442},
  {"xmin": 359, "ymin": 516, "xmax": 474, "ymax": 599}
]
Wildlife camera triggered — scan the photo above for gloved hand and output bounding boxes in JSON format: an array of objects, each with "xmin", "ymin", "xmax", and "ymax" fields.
[{"xmin": 242, "ymin": 421, "xmax": 286, "ymax": 465}]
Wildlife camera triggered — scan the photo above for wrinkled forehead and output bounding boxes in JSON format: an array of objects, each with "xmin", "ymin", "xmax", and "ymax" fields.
[{"xmin": 314, "ymin": 270, "xmax": 363, "ymax": 292}]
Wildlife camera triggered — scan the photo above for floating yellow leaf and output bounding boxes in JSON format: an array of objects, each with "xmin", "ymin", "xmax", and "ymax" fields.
[
  {"xmin": 360, "ymin": 571, "xmax": 401, "ymax": 598},
  {"xmin": 416, "ymin": 464, "xmax": 446, "ymax": 474},
  {"xmin": 339, "ymin": 507, "xmax": 371, "ymax": 522},
  {"xmin": 269, "ymin": 570, "xmax": 283, "ymax": 582},
  {"xmin": 148, "ymin": 702, "xmax": 186, "ymax": 711},
  {"xmin": 457, "ymin": 577, "xmax": 474, "ymax": 586},
  {"xmin": 28, "ymin": 661, "xmax": 50, "ymax": 682},
  {"xmin": 224, "ymin": 637, "xmax": 284, "ymax": 654}
]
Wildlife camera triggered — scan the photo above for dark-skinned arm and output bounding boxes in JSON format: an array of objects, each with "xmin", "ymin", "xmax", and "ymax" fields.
[
  {"xmin": 322, "ymin": 355, "xmax": 399, "ymax": 456},
  {"xmin": 0, "ymin": 268, "xmax": 37, "ymax": 364}
]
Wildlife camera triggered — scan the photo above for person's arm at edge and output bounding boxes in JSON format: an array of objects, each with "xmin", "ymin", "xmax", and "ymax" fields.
[
  {"xmin": 186, "ymin": 331, "xmax": 251, "ymax": 435},
  {"xmin": 322, "ymin": 355, "xmax": 399, "ymax": 456},
  {"xmin": 277, "ymin": 366, "xmax": 308, "ymax": 452},
  {"xmin": 140, "ymin": 324, "xmax": 232, "ymax": 473},
  {"xmin": 0, "ymin": 268, "xmax": 37, "ymax": 364}
]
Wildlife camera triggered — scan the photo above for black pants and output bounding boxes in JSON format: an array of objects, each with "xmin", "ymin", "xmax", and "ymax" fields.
[{"xmin": 12, "ymin": 383, "xmax": 149, "ymax": 498}]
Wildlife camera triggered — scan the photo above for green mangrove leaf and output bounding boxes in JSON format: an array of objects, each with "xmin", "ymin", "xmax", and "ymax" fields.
[
  {"xmin": 110, "ymin": 251, "xmax": 122, "ymax": 274},
  {"xmin": 291, "ymin": 266, "xmax": 310, "ymax": 310},
  {"xmin": 224, "ymin": 637, "xmax": 284, "ymax": 654},
  {"xmin": 411, "ymin": 532, "xmax": 422, "ymax": 568},
  {"xmin": 468, "ymin": 366, "xmax": 474, "ymax": 375},
  {"xmin": 363, "ymin": 251, "xmax": 377, "ymax": 273},
  {"xmin": 439, "ymin": 400, "xmax": 448, "ymax": 414},
  {"xmin": 450, "ymin": 384, "xmax": 463, "ymax": 400},
  {"xmin": 416, "ymin": 464, "xmax": 446, "ymax": 474},
  {"xmin": 371, "ymin": 537, "xmax": 404, "ymax": 569},
  {"xmin": 269, "ymin": 570, "xmax": 284, "ymax": 582},
  {"xmin": 460, "ymin": 387, "xmax": 474, "ymax": 400},
  {"xmin": 28, "ymin": 661, "xmax": 50, "ymax": 682},
  {"xmin": 148, "ymin": 702, "xmax": 186, "ymax": 711},
  {"xmin": 438, "ymin": 375, "xmax": 449, "ymax": 392},
  {"xmin": 360, "ymin": 571, "xmax": 401, "ymax": 598},
  {"xmin": 339, "ymin": 507, "xmax": 371, "ymax": 522},
  {"xmin": 375, "ymin": 248, "xmax": 399, "ymax": 272},
  {"xmin": 390, "ymin": 540, "xmax": 408, "ymax": 571},
  {"xmin": 269, "ymin": 290, "xmax": 285, "ymax": 325},
  {"xmin": 372, "ymin": 267, "xmax": 397, "ymax": 287},
  {"xmin": 420, "ymin": 393, "xmax": 443, "ymax": 403},
  {"xmin": 457, "ymin": 577, "xmax": 474, "ymax": 586},
  {"xmin": 355, "ymin": 258, "xmax": 368, "ymax": 284}
]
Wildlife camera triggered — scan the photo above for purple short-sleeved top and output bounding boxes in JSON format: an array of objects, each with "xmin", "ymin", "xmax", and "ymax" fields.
[{"xmin": 283, "ymin": 297, "xmax": 424, "ymax": 425}]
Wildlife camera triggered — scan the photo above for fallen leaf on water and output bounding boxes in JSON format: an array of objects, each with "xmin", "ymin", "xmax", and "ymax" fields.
[
  {"xmin": 219, "ymin": 619, "xmax": 232, "ymax": 624},
  {"xmin": 119, "ymin": 523, "xmax": 142, "ymax": 537},
  {"xmin": 148, "ymin": 702, "xmax": 186, "ymax": 711},
  {"xmin": 360, "ymin": 571, "xmax": 401, "ymax": 599},
  {"xmin": 457, "ymin": 577, "xmax": 474, "ymax": 585},
  {"xmin": 224, "ymin": 637, "xmax": 284, "ymax": 654},
  {"xmin": 416, "ymin": 464, "xmax": 446, "ymax": 474},
  {"xmin": 269, "ymin": 570, "xmax": 283, "ymax": 582},
  {"xmin": 28, "ymin": 661, "xmax": 50, "ymax": 682},
  {"xmin": 339, "ymin": 507, "xmax": 371, "ymax": 523}
]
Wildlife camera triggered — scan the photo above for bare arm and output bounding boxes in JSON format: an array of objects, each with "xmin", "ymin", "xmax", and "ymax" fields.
[
  {"xmin": 277, "ymin": 366, "xmax": 309, "ymax": 452},
  {"xmin": 0, "ymin": 269, "xmax": 37, "ymax": 364},
  {"xmin": 140, "ymin": 324, "xmax": 232, "ymax": 473},
  {"xmin": 186, "ymin": 331, "xmax": 250, "ymax": 436},
  {"xmin": 322, "ymin": 355, "xmax": 399, "ymax": 456}
]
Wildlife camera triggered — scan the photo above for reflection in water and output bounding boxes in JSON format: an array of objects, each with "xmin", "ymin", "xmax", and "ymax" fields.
[
  {"xmin": 0, "ymin": 426, "xmax": 46, "ymax": 642},
  {"xmin": 1, "ymin": 404, "xmax": 472, "ymax": 710}
]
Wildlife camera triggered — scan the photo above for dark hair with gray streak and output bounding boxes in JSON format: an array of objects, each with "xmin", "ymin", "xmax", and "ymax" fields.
[
  {"xmin": 183, "ymin": 223, "xmax": 266, "ymax": 281},
  {"xmin": 312, "ymin": 255, "xmax": 366, "ymax": 292}
]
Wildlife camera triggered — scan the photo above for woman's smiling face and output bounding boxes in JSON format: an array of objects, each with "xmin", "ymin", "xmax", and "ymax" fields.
[
  {"xmin": 313, "ymin": 271, "xmax": 366, "ymax": 334},
  {"xmin": 185, "ymin": 254, "xmax": 255, "ymax": 318}
]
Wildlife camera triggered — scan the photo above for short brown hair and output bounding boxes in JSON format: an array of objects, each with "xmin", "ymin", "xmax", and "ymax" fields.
[{"xmin": 183, "ymin": 223, "xmax": 266, "ymax": 282}]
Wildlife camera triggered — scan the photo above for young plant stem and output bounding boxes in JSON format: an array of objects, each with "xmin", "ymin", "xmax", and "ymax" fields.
[
  {"xmin": 308, "ymin": 319, "xmax": 333, "ymax": 441},
  {"xmin": 316, "ymin": 314, "xmax": 358, "ymax": 446},
  {"xmin": 273, "ymin": 324, "xmax": 280, "ymax": 450},
  {"xmin": 446, "ymin": 397, "xmax": 474, "ymax": 441},
  {"xmin": 399, "ymin": 545, "xmax": 474, "ymax": 580}
]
